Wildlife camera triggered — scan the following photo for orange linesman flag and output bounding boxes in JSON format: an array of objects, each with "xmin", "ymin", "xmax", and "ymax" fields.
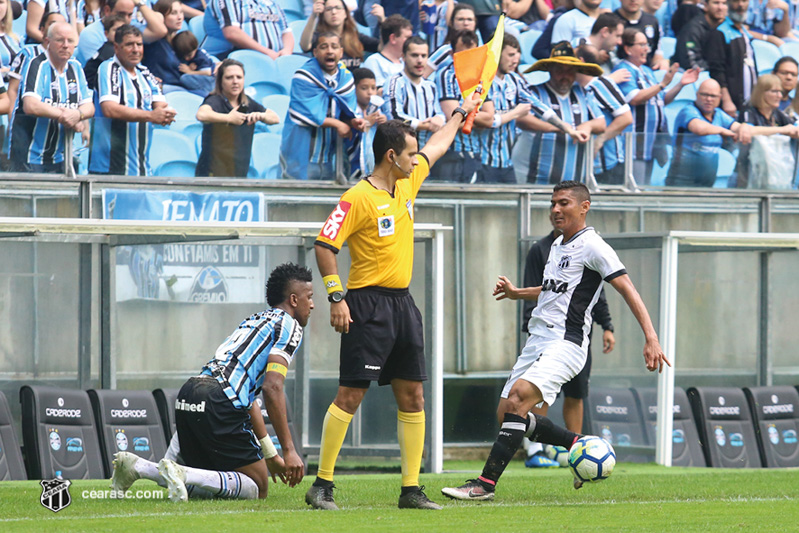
[{"xmin": 452, "ymin": 14, "xmax": 505, "ymax": 133}]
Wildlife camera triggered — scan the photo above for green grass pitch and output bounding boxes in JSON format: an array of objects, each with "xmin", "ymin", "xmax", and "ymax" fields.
[{"xmin": 2, "ymin": 461, "xmax": 797, "ymax": 532}]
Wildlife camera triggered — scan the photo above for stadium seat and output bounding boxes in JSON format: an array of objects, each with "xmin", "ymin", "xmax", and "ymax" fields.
[
  {"xmin": 674, "ymin": 81, "xmax": 696, "ymax": 102},
  {"xmin": 12, "ymin": 11, "xmax": 26, "ymax": 38},
  {"xmin": 660, "ymin": 36, "xmax": 676, "ymax": 62},
  {"xmin": 743, "ymin": 386, "xmax": 799, "ymax": 467},
  {"xmin": 519, "ymin": 30, "xmax": 541, "ymax": 64},
  {"xmin": 0, "ymin": 391, "xmax": 27, "ymax": 480},
  {"xmin": 164, "ymin": 92, "xmax": 204, "ymax": 132},
  {"xmin": 664, "ymin": 100, "xmax": 688, "ymax": 135},
  {"xmin": 781, "ymin": 41, "xmax": 799, "ymax": 61},
  {"xmin": 188, "ymin": 14, "xmax": 207, "ymax": 45},
  {"xmin": 19, "ymin": 385, "xmax": 105, "ymax": 479},
  {"xmin": 245, "ymin": 80, "xmax": 288, "ymax": 101},
  {"xmin": 256, "ymin": 390, "xmax": 306, "ymax": 472},
  {"xmin": 583, "ymin": 387, "xmax": 651, "ymax": 462},
  {"xmin": 687, "ymin": 387, "xmax": 763, "ymax": 468},
  {"xmin": 355, "ymin": 22, "xmax": 371, "ymax": 36},
  {"xmin": 262, "ymin": 94, "xmax": 290, "ymax": 133},
  {"xmin": 150, "ymin": 130, "xmax": 198, "ymax": 172},
  {"xmin": 276, "ymin": 54, "xmax": 309, "ymax": 91},
  {"xmin": 229, "ymin": 50, "xmax": 277, "ymax": 83},
  {"xmin": 276, "ymin": 0, "xmax": 304, "ymax": 12},
  {"xmin": 152, "ymin": 388, "xmax": 179, "ymax": 440},
  {"xmin": 290, "ymin": 20, "xmax": 307, "ymax": 54},
  {"xmin": 87, "ymin": 389, "xmax": 168, "ymax": 478},
  {"xmin": 653, "ymin": 69, "xmax": 666, "ymax": 84},
  {"xmin": 650, "ymin": 144, "xmax": 671, "ymax": 186},
  {"xmin": 283, "ymin": 8, "xmax": 305, "ymax": 23},
  {"xmin": 632, "ymin": 387, "xmax": 706, "ymax": 467},
  {"xmin": 156, "ymin": 160, "xmax": 198, "ymax": 177},
  {"xmin": 251, "ymin": 132, "xmax": 282, "ymax": 178},
  {"xmin": 181, "ymin": 121, "xmax": 204, "ymax": 153},
  {"xmin": 752, "ymin": 40, "xmax": 781, "ymax": 73},
  {"xmin": 715, "ymin": 148, "xmax": 736, "ymax": 188}
]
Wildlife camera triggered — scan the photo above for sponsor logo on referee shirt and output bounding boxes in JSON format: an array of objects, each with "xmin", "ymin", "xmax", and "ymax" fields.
[{"xmin": 322, "ymin": 201, "xmax": 352, "ymax": 240}]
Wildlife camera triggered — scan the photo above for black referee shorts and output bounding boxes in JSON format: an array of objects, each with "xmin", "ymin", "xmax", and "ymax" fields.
[
  {"xmin": 339, "ymin": 286, "xmax": 427, "ymax": 387},
  {"xmin": 174, "ymin": 376, "xmax": 262, "ymax": 471}
]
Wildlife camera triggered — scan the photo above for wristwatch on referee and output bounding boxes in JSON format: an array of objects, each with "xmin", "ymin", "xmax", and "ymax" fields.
[
  {"xmin": 328, "ymin": 291, "xmax": 344, "ymax": 303},
  {"xmin": 452, "ymin": 107, "xmax": 468, "ymax": 122}
]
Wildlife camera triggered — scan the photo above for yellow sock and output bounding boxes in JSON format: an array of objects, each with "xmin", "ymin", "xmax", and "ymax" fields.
[
  {"xmin": 397, "ymin": 410, "xmax": 425, "ymax": 488},
  {"xmin": 317, "ymin": 403, "xmax": 353, "ymax": 482}
]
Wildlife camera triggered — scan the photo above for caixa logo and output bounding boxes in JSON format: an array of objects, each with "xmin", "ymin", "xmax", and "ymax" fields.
[
  {"xmin": 133, "ymin": 437, "xmax": 151, "ymax": 452},
  {"xmin": 189, "ymin": 266, "xmax": 229, "ymax": 302},
  {"xmin": 66, "ymin": 437, "xmax": 83, "ymax": 453}
]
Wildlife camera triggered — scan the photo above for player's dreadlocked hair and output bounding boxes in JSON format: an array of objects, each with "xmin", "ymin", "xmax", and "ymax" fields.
[
  {"xmin": 554, "ymin": 180, "xmax": 591, "ymax": 203},
  {"xmin": 265, "ymin": 263, "xmax": 313, "ymax": 307}
]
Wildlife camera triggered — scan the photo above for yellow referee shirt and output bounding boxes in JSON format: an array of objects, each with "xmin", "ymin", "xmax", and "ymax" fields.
[{"xmin": 315, "ymin": 154, "xmax": 430, "ymax": 290}]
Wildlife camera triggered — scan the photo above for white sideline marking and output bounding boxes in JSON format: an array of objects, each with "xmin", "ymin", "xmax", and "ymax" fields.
[{"xmin": 2, "ymin": 496, "xmax": 796, "ymax": 522}]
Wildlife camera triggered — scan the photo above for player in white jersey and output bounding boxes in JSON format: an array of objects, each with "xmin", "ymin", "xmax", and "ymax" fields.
[{"xmin": 442, "ymin": 180, "xmax": 670, "ymax": 501}]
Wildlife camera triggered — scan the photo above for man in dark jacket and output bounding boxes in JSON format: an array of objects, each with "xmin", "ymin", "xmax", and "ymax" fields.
[{"xmin": 672, "ymin": 0, "xmax": 727, "ymax": 70}]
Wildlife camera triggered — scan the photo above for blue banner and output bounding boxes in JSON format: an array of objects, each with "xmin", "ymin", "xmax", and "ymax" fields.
[{"xmin": 102, "ymin": 189, "xmax": 264, "ymax": 222}]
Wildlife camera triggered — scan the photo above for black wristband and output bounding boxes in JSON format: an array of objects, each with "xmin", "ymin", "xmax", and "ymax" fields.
[{"xmin": 452, "ymin": 107, "xmax": 467, "ymax": 121}]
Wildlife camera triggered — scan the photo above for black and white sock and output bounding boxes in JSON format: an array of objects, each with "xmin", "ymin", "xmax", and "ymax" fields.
[
  {"xmin": 525, "ymin": 412, "xmax": 581, "ymax": 449},
  {"xmin": 478, "ymin": 413, "xmax": 529, "ymax": 488}
]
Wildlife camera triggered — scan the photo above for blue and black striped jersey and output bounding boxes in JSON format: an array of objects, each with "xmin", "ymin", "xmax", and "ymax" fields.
[
  {"xmin": 201, "ymin": 308, "xmax": 303, "ymax": 410},
  {"xmin": 208, "ymin": 0, "xmax": 291, "ymax": 52},
  {"xmin": 89, "ymin": 57, "xmax": 165, "ymax": 176},
  {"xmin": 614, "ymin": 59, "xmax": 666, "ymax": 162},
  {"xmin": 382, "ymin": 71, "xmax": 444, "ymax": 148},
  {"xmin": 436, "ymin": 61, "xmax": 480, "ymax": 153},
  {"xmin": 585, "ymin": 76, "xmax": 629, "ymax": 173}
]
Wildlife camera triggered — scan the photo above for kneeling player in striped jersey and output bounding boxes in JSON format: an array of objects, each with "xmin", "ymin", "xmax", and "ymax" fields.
[
  {"xmin": 442, "ymin": 181, "xmax": 670, "ymax": 501},
  {"xmin": 110, "ymin": 263, "xmax": 313, "ymax": 501}
]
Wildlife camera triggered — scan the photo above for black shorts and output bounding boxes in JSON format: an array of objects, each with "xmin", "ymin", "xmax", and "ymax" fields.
[
  {"xmin": 561, "ymin": 350, "xmax": 591, "ymax": 399},
  {"xmin": 339, "ymin": 287, "xmax": 427, "ymax": 387},
  {"xmin": 175, "ymin": 376, "xmax": 262, "ymax": 471}
]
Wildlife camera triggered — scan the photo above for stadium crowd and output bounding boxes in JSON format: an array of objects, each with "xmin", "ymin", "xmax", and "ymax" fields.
[{"xmin": 1, "ymin": 0, "xmax": 799, "ymax": 187}]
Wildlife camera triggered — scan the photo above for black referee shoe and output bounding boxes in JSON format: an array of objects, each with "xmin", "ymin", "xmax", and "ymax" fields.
[
  {"xmin": 305, "ymin": 482, "xmax": 339, "ymax": 510},
  {"xmin": 398, "ymin": 486, "xmax": 442, "ymax": 510}
]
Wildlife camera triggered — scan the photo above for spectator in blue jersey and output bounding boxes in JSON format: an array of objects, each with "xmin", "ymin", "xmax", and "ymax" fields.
[
  {"xmin": 773, "ymin": 57, "xmax": 798, "ymax": 112},
  {"xmin": 583, "ymin": 13, "xmax": 625, "ymax": 76},
  {"xmin": 746, "ymin": 0, "xmax": 793, "ymax": 40},
  {"xmin": 420, "ymin": 0, "xmax": 455, "ymax": 50},
  {"xmin": 84, "ymin": 14, "xmax": 127, "ymax": 90},
  {"xmin": 206, "ymin": 0, "xmax": 294, "ymax": 58},
  {"xmin": 299, "ymin": 0, "xmax": 379, "ymax": 69},
  {"xmin": 361, "ymin": 0, "xmax": 420, "ymax": 35},
  {"xmin": 551, "ymin": 0, "xmax": 602, "ymax": 47},
  {"xmin": 423, "ymin": 3, "xmax": 477, "ymax": 78},
  {"xmin": 89, "ymin": 24, "xmax": 176, "ymax": 175},
  {"xmin": 614, "ymin": 27, "xmax": 699, "ymax": 183},
  {"xmin": 514, "ymin": 42, "xmax": 603, "ymax": 184},
  {"xmin": 25, "ymin": 0, "xmax": 75, "ymax": 44},
  {"xmin": 383, "ymin": 36, "xmax": 445, "ymax": 153},
  {"xmin": 110, "ymin": 262, "xmax": 312, "ymax": 502},
  {"xmin": 615, "ymin": 0, "xmax": 669, "ymax": 70},
  {"xmin": 143, "ymin": 0, "xmax": 213, "ymax": 96},
  {"xmin": 280, "ymin": 32, "xmax": 364, "ymax": 181},
  {"xmin": 705, "ymin": 0, "xmax": 759, "ymax": 118},
  {"xmin": 77, "ymin": 0, "xmax": 102, "ymax": 33},
  {"xmin": 575, "ymin": 43, "xmax": 632, "ymax": 185},
  {"xmin": 361, "ymin": 14, "xmax": 412, "ymax": 92},
  {"xmin": 0, "ymin": 0, "xmax": 20, "ymax": 80},
  {"xmin": 530, "ymin": 0, "xmax": 574, "ymax": 62},
  {"xmin": 473, "ymin": 34, "xmax": 541, "ymax": 183},
  {"xmin": 196, "ymin": 58, "xmax": 279, "ymax": 177},
  {"xmin": 349, "ymin": 67, "xmax": 386, "ymax": 180},
  {"xmin": 9, "ymin": 22, "xmax": 94, "ymax": 173},
  {"xmin": 666, "ymin": 78, "xmax": 746, "ymax": 187},
  {"xmin": 76, "ymin": 0, "xmax": 167, "ymax": 65},
  {"xmin": 435, "ymin": 30, "xmax": 490, "ymax": 182}
]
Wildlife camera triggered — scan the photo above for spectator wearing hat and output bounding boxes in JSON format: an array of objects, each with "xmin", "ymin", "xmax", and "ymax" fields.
[{"xmin": 515, "ymin": 41, "xmax": 603, "ymax": 184}]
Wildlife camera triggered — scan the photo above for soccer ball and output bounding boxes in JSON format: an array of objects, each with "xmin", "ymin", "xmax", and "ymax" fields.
[
  {"xmin": 544, "ymin": 444, "xmax": 570, "ymax": 467},
  {"xmin": 568, "ymin": 436, "xmax": 616, "ymax": 483}
]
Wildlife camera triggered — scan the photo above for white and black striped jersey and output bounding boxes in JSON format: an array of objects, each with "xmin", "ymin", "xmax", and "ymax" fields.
[{"xmin": 527, "ymin": 227, "xmax": 626, "ymax": 349}]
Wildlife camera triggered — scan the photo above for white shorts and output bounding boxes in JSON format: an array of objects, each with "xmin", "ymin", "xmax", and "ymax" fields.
[{"xmin": 501, "ymin": 335, "xmax": 587, "ymax": 407}]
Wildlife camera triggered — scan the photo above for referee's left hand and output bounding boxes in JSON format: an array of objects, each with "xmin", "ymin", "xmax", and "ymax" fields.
[{"xmin": 330, "ymin": 300, "xmax": 353, "ymax": 334}]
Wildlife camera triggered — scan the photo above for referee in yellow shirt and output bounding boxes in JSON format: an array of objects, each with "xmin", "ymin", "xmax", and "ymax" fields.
[{"xmin": 306, "ymin": 95, "xmax": 481, "ymax": 511}]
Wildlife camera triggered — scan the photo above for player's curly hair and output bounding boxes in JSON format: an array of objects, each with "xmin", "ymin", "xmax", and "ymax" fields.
[{"xmin": 265, "ymin": 263, "xmax": 313, "ymax": 307}]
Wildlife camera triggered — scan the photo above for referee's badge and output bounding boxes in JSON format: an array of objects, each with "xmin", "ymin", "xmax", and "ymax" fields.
[
  {"xmin": 406, "ymin": 199, "xmax": 413, "ymax": 220},
  {"xmin": 378, "ymin": 215, "xmax": 395, "ymax": 237}
]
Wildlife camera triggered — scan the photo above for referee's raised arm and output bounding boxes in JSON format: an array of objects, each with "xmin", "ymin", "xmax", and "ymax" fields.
[{"xmin": 419, "ymin": 92, "xmax": 480, "ymax": 167}]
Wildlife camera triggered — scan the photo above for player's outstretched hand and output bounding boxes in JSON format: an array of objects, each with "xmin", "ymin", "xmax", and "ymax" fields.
[
  {"xmin": 643, "ymin": 338, "xmax": 671, "ymax": 373},
  {"xmin": 330, "ymin": 300, "xmax": 353, "ymax": 334},
  {"xmin": 493, "ymin": 275, "xmax": 519, "ymax": 300},
  {"xmin": 282, "ymin": 450, "xmax": 305, "ymax": 488},
  {"xmin": 265, "ymin": 454, "xmax": 287, "ymax": 484}
]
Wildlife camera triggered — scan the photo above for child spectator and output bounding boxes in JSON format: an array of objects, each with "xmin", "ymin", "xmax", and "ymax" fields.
[
  {"xmin": 172, "ymin": 30, "xmax": 215, "ymax": 95},
  {"xmin": 350, "ymin": 67, "xmax": 386, "ymax": 179},
  {"xmin": 84, "ymin": 13, "xmax": 127, "ymax": 90}
]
